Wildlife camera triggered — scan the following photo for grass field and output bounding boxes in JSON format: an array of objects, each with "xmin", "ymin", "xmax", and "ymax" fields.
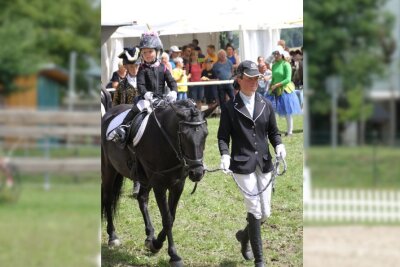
[
  {"xmin": 0, "ymin": 181, "xmax": 100, "ymax": 267},
  {"xmin": 307, "ymin": 146, "xmax": 400, "ymax": 189},
  {"xmin": 102, "ymin": 115, "xmax": 303, "ymax": 266}
]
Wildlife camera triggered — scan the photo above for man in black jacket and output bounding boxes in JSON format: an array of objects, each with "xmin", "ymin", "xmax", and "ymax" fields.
[{"xmin": 217, "ymin": 60, "xmax": 286, "ymax": 267}]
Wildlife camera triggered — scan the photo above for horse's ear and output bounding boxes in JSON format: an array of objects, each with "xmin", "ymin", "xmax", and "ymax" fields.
[
  {"xmin": 175, "ymin": 109, "xmax": 188, "ymax": 119},
  {"xmin": 201, "ymin": 105, "xmax": 217, "ymax": 118}
]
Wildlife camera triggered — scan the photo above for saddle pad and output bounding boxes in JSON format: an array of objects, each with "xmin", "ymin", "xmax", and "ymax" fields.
[
  {"xmin": 133, "ymin": 113, "xmax": 150, "ymax": 146},
  {"xmin": 106, "ymin": 109, "xmax": 131, "ymax": 136}
]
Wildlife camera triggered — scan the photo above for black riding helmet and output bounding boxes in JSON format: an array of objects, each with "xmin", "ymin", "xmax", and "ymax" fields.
[
  {"xmin": 118, "ymin": 47, "xmax": 141, "ymax": 65},
  {"xmin": 139, "ymin": 32, "xmax": 163, "ymax": 62}
]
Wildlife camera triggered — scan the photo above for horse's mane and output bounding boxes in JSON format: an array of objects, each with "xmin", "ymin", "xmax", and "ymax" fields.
[
  {"xmin": 173, "ymin": 99, "xmax": 196, "ymax": 109},
  {"xmin": 171, "ymin": 100, "xmax": 201, "ymax": 120}
]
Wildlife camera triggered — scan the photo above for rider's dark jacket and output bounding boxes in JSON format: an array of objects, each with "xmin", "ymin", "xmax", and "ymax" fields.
[
  {"xmin": 217, "ymin": 93, "xmax": 282, "ymax": 174},
  {"xmin": 137, "ymin": 63, "xmax": 177, "ymax": 97}
]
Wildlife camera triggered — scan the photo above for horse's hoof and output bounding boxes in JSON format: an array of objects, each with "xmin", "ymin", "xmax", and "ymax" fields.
[
  {"xmin": 169, "ymin": 259, "xmax": 184, "ymax": 267},
  {"xmin": 108, "ymin": 238, "xmax": 121, "ymax": 247},
  {"xmin": 145, "ymin": 238, "xmax": 160, "ymax": 254}
]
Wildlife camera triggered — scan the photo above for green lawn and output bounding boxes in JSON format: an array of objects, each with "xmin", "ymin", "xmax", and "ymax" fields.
[
  {"xmin": 307, "ymin": 146, "xmax": 400, "ymax": 189},
  {"xmin": 102, "ymin": 115, "xmax": 303, "ymax": 266},
  {"xmin": 0, "ymin": 181, "xmax": 100, "ymax": 267}
]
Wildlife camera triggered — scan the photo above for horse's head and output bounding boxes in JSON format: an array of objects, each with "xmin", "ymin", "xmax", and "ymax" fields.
[{"xmin": 173, "ymin": 100, "xmax": 211, "ymax": 182}]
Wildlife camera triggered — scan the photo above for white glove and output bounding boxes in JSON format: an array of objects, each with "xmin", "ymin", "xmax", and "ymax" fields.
[
  {"xmin": 167, "ymin": 91, "xmax": 177, "ymax": 102},
  {"xmin": 275, "ymin": 144, "xmax": 286, "ymax": 159},
  {"xmin": 220, "ymin": 154, "xmax": 231, "ymax": 173},
  {"xmin": 144, "ymin": 92, "xmax": 153, "ymax": 101},
  {"xmin": 136, "ymin": 99, "xmax": 152, "ymax": 112}
]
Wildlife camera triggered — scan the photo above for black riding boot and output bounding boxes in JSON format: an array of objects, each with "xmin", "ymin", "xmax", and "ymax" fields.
[
  {"xmin": 236, "ymin": 224, "xmax": 254, "ymax": 260},
  {"xmin": 248, "ymin": 213, "xmax": 265, "ymax": 267}
]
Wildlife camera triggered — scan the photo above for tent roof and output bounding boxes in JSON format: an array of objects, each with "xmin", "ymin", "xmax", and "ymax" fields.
[{"xmin": 102, "ymin": 0, "xmax": 303, "ymax": 38}]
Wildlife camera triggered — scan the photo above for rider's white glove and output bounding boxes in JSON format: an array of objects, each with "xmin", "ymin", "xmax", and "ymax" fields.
[
  {"xmin": 144, "ymin": 92, "xmax": 153, "ymax": 101},
  {"xmin": 136, "ymin": 99, "xmax": 152, "ymax": 112},
  {"xmin": 220, "ymin": 154, "xmax": 231, "ymax": 173},
  {"xmin": 167, "ymin": 91, "xmax": 177, "ymax": 102},
  {"xmin": 275, "ymin": 144, "xmax": 286, "ymax": 159}
]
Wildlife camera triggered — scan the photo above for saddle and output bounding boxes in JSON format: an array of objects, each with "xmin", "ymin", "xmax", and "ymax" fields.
[
  {"xmin": 128, "ymin": 110, "xmax": 148, "ymax": 145},
  {"xmin": 118, "ymin": 109, "xmax": 148, "ymax": 148}
]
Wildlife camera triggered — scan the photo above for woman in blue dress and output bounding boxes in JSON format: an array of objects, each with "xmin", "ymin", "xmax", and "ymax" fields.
[{"xmin": 265, "ymin": 46, "xmax": 301, "ymax": 136}]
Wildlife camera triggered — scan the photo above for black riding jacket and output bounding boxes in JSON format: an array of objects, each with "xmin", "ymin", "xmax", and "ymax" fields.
[
  {"xmin": 137, "ymin": 63, "xmax": 177, "ymax": 97},
  {"xmin": 218, "ymin": 93, "xmax": 282, "ymax": 174}
]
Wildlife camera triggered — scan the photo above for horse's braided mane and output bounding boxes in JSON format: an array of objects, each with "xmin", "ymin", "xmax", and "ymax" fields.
[{"xmin": 171, "ymin": 99, "xmax": 200, "ymax": 118}]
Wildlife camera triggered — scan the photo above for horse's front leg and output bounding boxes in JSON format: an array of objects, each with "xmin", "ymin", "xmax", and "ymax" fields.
[
  {"xmin": 153, "ymin": 183, "xmax": 185, "ymax": 267},
  {"xmin": 137, "ymin": 184, "xmax": 157, "ymax": 252}
]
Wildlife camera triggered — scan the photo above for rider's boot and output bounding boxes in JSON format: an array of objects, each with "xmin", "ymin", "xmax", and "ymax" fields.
[
  {"xmin": 236, "ymin": 224, "xmax": 254, "ymax": 260},
  {"xmin": 248, "ymin": 213, "xmax": 266, "ymax": 267}
]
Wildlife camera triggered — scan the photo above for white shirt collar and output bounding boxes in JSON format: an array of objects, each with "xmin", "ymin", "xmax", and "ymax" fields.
[
  {"xmin": 127, "ymin": 74, "xmax": 137, "ymax": 87},
  {"xmin": 239, "ymin": 91, "xmax": 255, "ymax": 118}
]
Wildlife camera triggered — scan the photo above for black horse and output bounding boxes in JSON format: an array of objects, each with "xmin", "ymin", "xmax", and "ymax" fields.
[
  {"xmin": 101, "ymin": 86, "xmax": 112, "ymax": 117},
  {"xmin": 101, "ymin": 99, "xmax": 214, "ymax": 267}
]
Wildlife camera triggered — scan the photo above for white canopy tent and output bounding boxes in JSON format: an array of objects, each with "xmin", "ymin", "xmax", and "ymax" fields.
[{"xmin": 101, "ymin": 0, "xmax": 303, "ymax": 85}]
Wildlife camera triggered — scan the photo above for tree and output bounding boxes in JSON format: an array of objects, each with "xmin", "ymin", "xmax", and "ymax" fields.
[
  {"xmin": 0, "ymin": 0, "xmax": 100, "ymax": 94},
  {"xmin": 304, "ymin": 0, "xmax": 395, "ymax": 118}
]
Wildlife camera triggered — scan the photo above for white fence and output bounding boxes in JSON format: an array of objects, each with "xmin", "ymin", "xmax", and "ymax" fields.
[{"xmin": 304, "ymin": 189, "xmax": 400, "ymax": 223}]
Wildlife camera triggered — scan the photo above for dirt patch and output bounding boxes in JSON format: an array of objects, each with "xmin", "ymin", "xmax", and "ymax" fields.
[{"xmin": 304, "ymin": 226, "xmax": 400, "ymax": 267}]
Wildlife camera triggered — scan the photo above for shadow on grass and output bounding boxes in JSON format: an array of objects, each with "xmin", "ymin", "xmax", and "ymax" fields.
[
  {"xmin": 101, "ymin": 244, "xmax": 172, "ymax": 267},
  {"xmin": 219, "ymin": 260, "xmax": 240, "ymax": 267},
  {"xmin": 102, "ymin": 243, "xmax": 244, "ymax": 267}
]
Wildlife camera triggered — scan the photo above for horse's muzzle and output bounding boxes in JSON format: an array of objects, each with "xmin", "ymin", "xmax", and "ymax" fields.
[
  {"xmin": 185, "ymin": 157, "xmax": 204, "ymax": 182},
  {"xmin": 188, "ymin": 166, "xmax": 204, "ymax": 182}
]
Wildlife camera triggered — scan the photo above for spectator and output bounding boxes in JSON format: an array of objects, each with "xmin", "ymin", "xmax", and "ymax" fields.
[
  {"xmin": 256, "ymin": 62, "xmax": 272, "ymax": 97},
  {"xmin": 186, "ymin": 50, "xmax": 204, "ymax": 109},
  {"xmin": 257, "ymin": 56, "xmax": 265, "ymax": 65},
  {"xmin": 195, "ymin": 46, "xmax": 205, "ymax": 65},
  {"xmin": 277, "ymin": 39, "xmax": 288, "ymax": 51},
  {"xmin": 201, "ymin": 58, "xmax": 218, "ymax": 109},
  {"xmin": 169, "ymin": 45, "xmax": 182, "ymax": 69},
  {"xmin": 292, "ymin": 50, "xmax": 303, "ymax": 108},
  {"xmin": 181, "ymin": 45, "xmax": 192, "ymax": 66},
  {"xmin": 213, "ymin": 49, "xmax": 234, "ymax": 105},
  {"xmin": 110, "ymin": 60, "xmax": 127, "ymax": 89},
  {"xmin": 204, "ymin": 45, "xmax": 218, "ymax": 69},
  {"xmin": 225, "ymin": 43, "xmax": 241, "ymax": 73},
  {"xmin": 266, "ymin": 46, "xmax": 301, "ymax": 136},
  {"xmin": 172, "ymin": 57, "xmax": 188, "ymax": 100},
  {"xmin": 192, "ymin": 38, "xmax": 199, "ymax": 49},
  {"xmin": 161, "ymin": 52, "xmax": 173, "ymax": 73}
]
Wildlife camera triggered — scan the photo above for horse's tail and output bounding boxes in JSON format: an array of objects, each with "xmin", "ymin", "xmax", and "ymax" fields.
[
  {"xmin": 101, "ymin": 173, "xmax": 124, "ymax": 219},
  {"xmin": 101, "ymin": 148, "xmax": 125, "ymax": 219}
]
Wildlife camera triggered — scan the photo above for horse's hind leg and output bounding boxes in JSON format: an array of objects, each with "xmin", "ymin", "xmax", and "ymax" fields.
[{"xmin": 137, "ymin": 185, "xmax": 157, "ymax": 252}]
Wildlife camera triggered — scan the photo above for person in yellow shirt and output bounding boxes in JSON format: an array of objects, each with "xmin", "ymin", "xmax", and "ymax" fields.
[
  {"xmin": 203, "ymin": 44, "xmax": 218, "ymax": 69},
  {"xmin": 172, "ymin": 57, "xmax": 188, "ymax": 100}
]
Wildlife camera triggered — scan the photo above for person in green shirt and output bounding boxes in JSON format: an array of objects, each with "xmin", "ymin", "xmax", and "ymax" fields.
[{"xmin": 265, "ymin": 46, "xmax": 302, "ymax": 136}]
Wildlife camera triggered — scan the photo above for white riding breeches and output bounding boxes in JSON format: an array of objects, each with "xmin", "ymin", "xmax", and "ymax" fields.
[{"xmin": 233, "ymin": 166, "xmax": 273, "ymax": 222}]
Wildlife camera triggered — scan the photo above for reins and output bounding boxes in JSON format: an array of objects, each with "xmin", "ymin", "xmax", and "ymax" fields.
[{"xmin": 191, "ymin": 156, "xmax": 287, "ymax": 196}]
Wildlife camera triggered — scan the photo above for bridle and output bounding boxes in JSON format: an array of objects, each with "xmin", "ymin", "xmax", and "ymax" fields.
[{"xmin": 151, "ymin": 103, "xmax": 206, "ymax": 175}]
